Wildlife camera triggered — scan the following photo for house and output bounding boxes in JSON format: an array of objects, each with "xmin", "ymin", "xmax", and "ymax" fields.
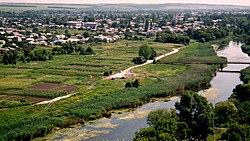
[
  {"xmin": 84, "ymin": 22, "xmax": 98, "ymax": 29},
  {"xmin": 53, "ymin": 40, "xmax": 61, "ymax": 45},
  {"xmin": 68, "ymin": 36, "xmax": 79, "ymax": 42},
  {"xmin": 67, "ymin": 21, "xmax": 83, "ymax": 29},
  {"xmin": 0, "ymin": 40, "xmax": 6, "ymax": 45},
  {"xmin": 0, "ymin": 48, "xmax": 7, "ymax": 53}
]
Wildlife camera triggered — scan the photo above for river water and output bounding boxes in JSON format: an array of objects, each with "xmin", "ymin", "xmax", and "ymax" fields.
[{"xmin": 46, "ymin": 41, "xmax": 250, "ymax": 141}]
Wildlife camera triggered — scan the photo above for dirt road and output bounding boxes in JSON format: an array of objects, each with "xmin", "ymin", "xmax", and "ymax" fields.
[{"xmin": 104, "ymin": 48, "xmax": 180, "ymax": 80}]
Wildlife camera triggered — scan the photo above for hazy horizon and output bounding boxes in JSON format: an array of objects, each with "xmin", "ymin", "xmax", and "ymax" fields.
[{"xmin": 2, "ymin": 0, "xmax": 250, "ymax": 6}]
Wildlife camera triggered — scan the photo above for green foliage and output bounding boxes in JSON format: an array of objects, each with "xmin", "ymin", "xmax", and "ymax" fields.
[
  {"xmin": 156, "ymin": 32, "xmax": 190, "ymax": 45},
  {"xmin": 175, "ymin": 91, "xmax": 214, "ymax": 140},
  {"xmin": 103, "ymin": 70, "xmax": 112, "ymax": 76},
  {"xmin": 0, "ymin": 116, "xmax": 64, "ymax": 141},
  {"xmin": 231, "ymin": 84, "xmax": 250, "ymax": 102},
  {"xmin": 241, "ymin": 44, "xmax": 250, "ymax": 56},
  {"xmin": 82, "ymin": 31, "xmax": 90, "ymax": 38},
  {"xmin": 0, "ymin": 100, "xmax": 32, "ymax": 108},
  {"xmin": 139, "ymin": 44, "xmax": 152, "ymax": 60},
  {"xmin": 2, "ymin": 50, "xmax": 18, "ymax": 64},
  {"xmin": 135, "ymin": 91, "xmax": 214, "ymax": 140},
  {"xmin": 134, "ymin": 109, "xmax": 179, "ymax": 141},
  {"xmin": 125, "ymin": 79, "xmax": 140, "ymax": 88},
  {"xmin": 132, "ymin": 56, "xmax": 147, "ymax": 64},
  {"xmin": 132, "ymin": 44, "xmax": 157, "ymax": 64},
  {"xmin": 214, "ymin": 101, "xmax": 238, "ymax": 127},
  {"xmin": 186, "ymin": 28, "xmax": 229, "ymax": 42},
  {"xmin": 221, "ymin": 123, "xmax": 250, "ymax": 141}
]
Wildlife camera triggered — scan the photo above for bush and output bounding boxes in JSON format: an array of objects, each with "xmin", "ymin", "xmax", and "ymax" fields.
[{"xmin": 132, "ymin": 56, "xmax": 146, "ymax": 64}]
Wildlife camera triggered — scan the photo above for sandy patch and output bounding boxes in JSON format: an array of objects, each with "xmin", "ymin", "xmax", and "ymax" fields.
[
  {"xmin": 90, "ymin": 122, "xmax": 119, "ymax": 129},
  {"xmin": 201, "ymin": 88, "xmax": 219, "ymax": 100},
  {"xmin": 119, "ymin": 110, "xmax": 151, "ymax": 120},
  {"xmin": 170, "ymin": 96, "xmax": 180, "ymax": 101},
  {"xmin": 46, "ymin": 128, "xmax": 111, "ymax": 141}
]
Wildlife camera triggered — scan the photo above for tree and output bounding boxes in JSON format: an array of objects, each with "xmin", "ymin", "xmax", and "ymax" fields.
[
  {"xmin": 214, "ymin": 101, "xmax": 238, "ymax": 127},
  {"xmin": 2, "ymin": 50, "xmax": 18, "ymax": 65},
  {"xmin": 103, "ymin": 71, "xmax": 110, "ymax": 76},
  {"xmin": 221, "ymin": 123, "xmax": 250, "ymax": 141},
  {"xmin": 231, "ymin": 84, "xmax": 250, "ymax": 101},
  {"xmin": 82, "ymin": 31, "xmax": 90, "ymax": 38},
  {"xmin": 125, "ymin": 82, "xmax": 132, "ymax": 88},
  {"xmin": 132, "ymin": 56, "xmax": 146, "ymax": 64},
  {"xmin": 132, "ymin": 79, "xmax": 140, "ymax": 88},
  {"xmin": 65, "ymin": 30, "xmax": 71, "ymax": 38},
  {"xmin": 134, "ymin": 109, "xmax": 179, "ymax": 141},
  {"xmin": 150, "ymin": 48, "xmax": 157, "ymax": 60},
  {"xmin": 111, "ymin": 22, "xmax": 119, "ymax": 28},
  {"xmin": 175, "ymin": 91, "xmax": 214, "ymax": 140},
  {"xmin": 85, "ymin": 46, "xmax": 94, "ymax": 54},
  {"xmin": 139, "ymin": 44, "xmax": 152, "ymax": 60}
]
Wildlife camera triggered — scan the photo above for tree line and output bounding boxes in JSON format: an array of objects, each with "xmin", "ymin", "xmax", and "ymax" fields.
[
  {"xmin": 186, "ymin": 28, "xmax": 230, "ymax": 43},
  {"xmin": 52, "ymin": 42, "xmax": 94, "ymax": 55},
  {"xmin": 155, "ymin": 30, "xmax": 190, "ymax": 45},
  {"xmin": 2, "ymin": 47, "xmax": 52, "ymax": 65}
]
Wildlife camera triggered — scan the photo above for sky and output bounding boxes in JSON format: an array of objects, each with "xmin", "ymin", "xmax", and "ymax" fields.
[{"xmin": 2, "ymin": 0, "xmax": 250, "ymax": 6}]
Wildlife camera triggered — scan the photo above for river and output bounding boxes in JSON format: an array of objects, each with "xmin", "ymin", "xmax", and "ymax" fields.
[{"xmin": 45, "ymin": 41, "xmax": 250, "ymax": 141}]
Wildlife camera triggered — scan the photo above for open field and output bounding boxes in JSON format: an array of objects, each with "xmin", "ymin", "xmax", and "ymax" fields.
[
  {"xmin": 0, "ymin": 39, "xmax": 175, "ymax": 102},
  {"xmin": 159, "ymin": 41, "xmax": 227, "ymax": 64}
]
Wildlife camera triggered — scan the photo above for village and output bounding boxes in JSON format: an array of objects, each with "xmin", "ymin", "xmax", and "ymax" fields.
[{"xmin": 0, "ymin": 10, "xmax": 230, "ymax": 53}]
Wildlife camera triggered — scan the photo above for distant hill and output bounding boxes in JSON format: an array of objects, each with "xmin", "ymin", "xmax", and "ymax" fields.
[
  {"xmin": 92, "ymin": 3, "xmax": 250, "ymax": 11},
  {"xmin": 0, "ymin": 2, "xmax": 250, "ymax": 11}
]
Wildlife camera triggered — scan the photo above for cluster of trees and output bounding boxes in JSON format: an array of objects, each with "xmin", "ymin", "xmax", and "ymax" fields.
[
  {"xmin": 186, "ymin": 28, "xmax": 230, "ymax": 42},
  {"xmin": 125, "ymin": 79, "xmax": 140, "ymax": 88},
  {"xmin": 2, "ymin": 48, "xmax": 52, "ymax": 64},
  {"xmin": 156, "ymin": 30, "xmax": 190, "ymax": 45},
  {"xmin": 134, "ymin": 81, "xmax": 250, "ymax": 141},
  {"xmin": 103, "ymin": 70, "xmax": 112, "ymax": 76},
  {"xmin": 52, "ymin": 42, "xmax": 94, "ymax": 55},
  {"xmin": 2, "ymin": 50, "xmax": 18, "ymax": 64},
  {"xmin": 134, "ymin": 91, "xmax": 214, "ymax": 140},
  {"xmin": 132, "ymin": 44, "xmax": 157, "ymax": 64},
  {"xmin": 124, "ymin": 33, "xmax": 144, "ymax": 41}
]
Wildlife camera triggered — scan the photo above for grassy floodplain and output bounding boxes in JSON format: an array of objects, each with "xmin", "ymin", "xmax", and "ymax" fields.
[{"xmin": 0, "ymin": 39, "xmax": 226, "ymax": 140}]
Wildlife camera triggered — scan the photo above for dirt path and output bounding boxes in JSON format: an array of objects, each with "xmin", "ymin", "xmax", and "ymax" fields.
[
  {"xmin": 104, "ymin": 48, "xmax": 180, "ymax": 80},
  {"xmin": 35, "ymin": 92, "xmax": 77, "ymax": 105}
]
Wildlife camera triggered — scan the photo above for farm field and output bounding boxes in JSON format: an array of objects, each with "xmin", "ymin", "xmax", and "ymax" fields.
[{"xmin": 0, "ymin": 39, "xmax": 175, "ymax": 104}]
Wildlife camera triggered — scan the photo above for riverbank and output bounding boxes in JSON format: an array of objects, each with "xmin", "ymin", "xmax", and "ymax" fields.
[{"xmin": 0, "ymin": 41, "xmax": 226, "ymax": 141}]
